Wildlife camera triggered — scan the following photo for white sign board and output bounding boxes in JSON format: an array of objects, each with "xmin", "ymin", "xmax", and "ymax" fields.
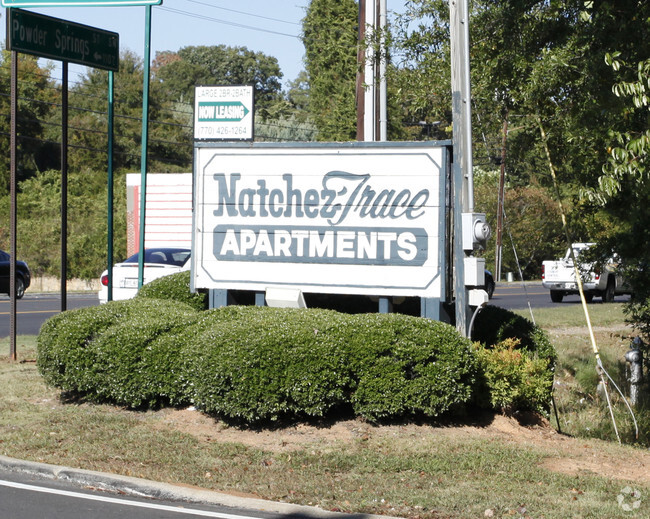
[
  {"xmin": 192, "ymin": 143, "xmax": 448, "ymax": 298},
  {"xmin": 194, "ymin": 85, "xmax": 254, "ymax": 141}
]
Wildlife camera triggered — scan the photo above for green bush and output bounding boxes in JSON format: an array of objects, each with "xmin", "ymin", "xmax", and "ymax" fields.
[
  {"xmin": 137, "ymin": 270, "xmax": 208, "ymax": 311},
  {"xmin": 37, "ymin": 299, "xmax": 147, "ymax": 392},
  {"xmin": 38, "ymin": 303, "xmax": 481, "ymax": 424},
  {"xmin": 346, "ymin": 314, "xmax": 477, "ymax": 421},
  {"xmin": 471, "ymin": 306, "xmax": 556, "ymax": 414},
  {"xmin": 37, "ymin": 299, "xmax": 557, "ymax": 424},
  {"xmin": 187, "ymin": 307, "xmax": 352, "ymax": 423},
  {"xmin": 37, "ymin": 298, "xmax": 200, "ymax": 406},
  {"xmin": 472, "ymin": 305, "xmax": 556, "ymax": 364},
  {"xmin": 474, "ymin": 338, "xmax": 554, "ymax": 414}
]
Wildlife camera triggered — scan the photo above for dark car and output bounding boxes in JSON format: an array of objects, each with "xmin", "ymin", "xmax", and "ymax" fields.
[
  {"xmin": 484, "ymin": 269, "xmax": 495, "ymax": 299},
  {"xmin": 0, "ymin": 249, "xmax": 31, "ymax": 299}
]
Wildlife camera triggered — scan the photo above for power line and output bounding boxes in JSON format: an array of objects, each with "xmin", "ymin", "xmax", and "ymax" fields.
[
  {"xmin": 183, "ymin": 0, "xmax": 301, "ymax": 26},
  {"xmin": 157, "ymin": 6, "xmax": 299, "ymax": 39}
]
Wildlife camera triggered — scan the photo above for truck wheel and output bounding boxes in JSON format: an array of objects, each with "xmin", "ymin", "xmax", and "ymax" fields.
[
  {"xmin": 603, "ymin": 277, "xmax": 615, "ymax": 303},
  {"xmin": 550, "ymin": 290, "xmax": 563, "ymax": 303}
]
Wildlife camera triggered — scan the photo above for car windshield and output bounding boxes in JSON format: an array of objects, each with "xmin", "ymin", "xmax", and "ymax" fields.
[{"xmin": 123, "ymin": 249, "xmax": 191, "ymax": 267}]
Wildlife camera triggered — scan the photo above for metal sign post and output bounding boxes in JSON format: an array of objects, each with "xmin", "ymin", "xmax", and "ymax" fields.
[
  {"xmin": 6, "ymin": 8, "xmax": 120, "ymax": 353},
  {"xmin": 137, "ymin": 5, "xmax": 152, "ymax": 288}
]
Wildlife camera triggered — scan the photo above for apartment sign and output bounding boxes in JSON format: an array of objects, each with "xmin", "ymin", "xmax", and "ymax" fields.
[
  {"xmin": 194, "ymin": 85, "xmax": 254, "ymax": 141},
  {"xmin": 192, "ymin": 143, "xmax": 448, "ymax": 298}
]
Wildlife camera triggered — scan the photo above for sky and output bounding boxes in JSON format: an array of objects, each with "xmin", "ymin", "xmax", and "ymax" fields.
[
  {"xmin": 1, "ymin": 0, "xmax": 311, "ymax": 87},
  {"xmin": 2, "ymin": 1, "xmax": 409, "ymax": 89}
]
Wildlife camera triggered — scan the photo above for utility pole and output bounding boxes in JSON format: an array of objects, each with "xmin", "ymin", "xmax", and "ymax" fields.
[
  {"xmin": 495, "ymin": 114, "xmax": 508, "ymax": 281},
  {"xmin": 357, "ymin": 0, "xmax": 387, "ymax": 143},
  {"xmin": 450, "ymin": 0, "xmax": 472, "ymax": 336}
]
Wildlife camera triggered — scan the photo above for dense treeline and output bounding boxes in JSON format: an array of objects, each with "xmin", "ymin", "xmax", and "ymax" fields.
[
  {"xmin": 0, "ymin": 44, "xmax": 314, "ymax": 279},
  {"xmin": 1, "ymin": 1, "xmax": 649, "ymax": 305}
]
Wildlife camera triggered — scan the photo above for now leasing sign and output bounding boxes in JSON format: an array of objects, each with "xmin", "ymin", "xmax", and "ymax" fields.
[
  {"xmin": 194, "ymin": 85, "xmax": 254, "ymax": 141},
  {"xmin": 193, "ymin": 143, "xmax": 449, "ymax": 298}
]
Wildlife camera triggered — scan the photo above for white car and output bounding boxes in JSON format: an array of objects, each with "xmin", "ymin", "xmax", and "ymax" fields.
[{"xmin": 99, "ymin": 248, "xmax": 191, "ymax": 304}]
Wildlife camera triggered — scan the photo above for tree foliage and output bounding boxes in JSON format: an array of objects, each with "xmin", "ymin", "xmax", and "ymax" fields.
[
  {"xmin": 0, "ymin": 51, "xmax": 58, "ymax": 196},
  {"xmin": 302, "ymin": 0, "xmax": 359, "ymax": 141},
  {"xmin": 392, "ymin": 0, "xmax": 650, "ymax": 279},
  {"xmin": 153, "ymin": 45, "xmax": 284, "ymax": 117}
]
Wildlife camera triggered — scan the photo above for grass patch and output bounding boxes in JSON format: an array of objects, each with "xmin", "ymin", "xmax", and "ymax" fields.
[
  {"xmin": 514, "ymin": 303, "xmax": 650, "ymax": 446},
  {"xmin": 513, "ymin": 302, "xmax": 629, "ymax": 329}
]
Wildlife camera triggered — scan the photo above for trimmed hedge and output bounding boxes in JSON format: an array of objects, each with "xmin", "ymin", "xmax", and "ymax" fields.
[
  {"xmin": 37, "ymin": 298, "xmax": 201, "ymax": 407},
  {"xmin": 345, "ymin": 313, "xmax": 477, "ymax": 420},
  {"xmin": 136, "ymin": 270, "xmax": 208, "ymax": 311},
  {"xmin": 38, "ymin": 303, "xmax": 479, "ymax": 423},
  {"xmin": 186, "ymin": 308, "xmax": 352, "ymax": 422},
  {"xmin": 38, "ymin": 275, "xmax": 556, "ymax": 423}
]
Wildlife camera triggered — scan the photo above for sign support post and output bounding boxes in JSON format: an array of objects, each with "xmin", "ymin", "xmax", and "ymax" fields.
[
  {"xmin": 6, "ymin": 7, "xmax": 120, "ymax": 354},
  {"xmin": 450, "ymin": 0, "xmax": 472, "ymax": 336},
  {"xmin": 107, "ymin": 71, "xmax": 114, "ymax": 301},
  {"xmin": 61, "ymin": 62, "xmax": 68, "ymax": 311},
  {"xmin": 137, "ymin": 5, "xmax": 152, "ymax": 288},
  {"xmin": 9, "ymin": 51, "xmax": 18, "ymax": 361}
]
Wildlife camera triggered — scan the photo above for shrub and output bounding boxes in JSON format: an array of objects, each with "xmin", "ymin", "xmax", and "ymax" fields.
[
  {"xmin": 187, "ymin": 307, "xmax": 353, "ymax": 423},
  {"xmin": 472, "ymin": 305, "xmax": 556, "ymax": 365},
  {"xmin": 137, "ymin": 270, "xmax": 208, "ymax": 311},
  {"xmin": 37, "ymin": 298, "xmax": 200, "ymax": 405},
  {"xmin": 346, "ymin": 314, "xmax": 477, "ymax": 421},
  {"xmin": 474, "ymin": 338, "xmax": 554, "ymax": 414},
  {"xmin": 38, "ymin": 301, "xmax": 553, "ymax": 424},
  {"xmin": 37, "ymin": 299, "xmax": 147, "ymax": 392}
]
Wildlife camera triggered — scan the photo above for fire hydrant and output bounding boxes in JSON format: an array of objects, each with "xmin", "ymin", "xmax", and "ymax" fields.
[{"xmin": 624, "ymin": 336, "xmax": 644, "ymax": 407}]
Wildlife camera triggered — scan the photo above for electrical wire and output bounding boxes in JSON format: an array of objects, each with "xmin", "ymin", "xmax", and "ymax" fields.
[{"xmin": 157, "ymin": 6, "xmax": 300, "ymax": 39}]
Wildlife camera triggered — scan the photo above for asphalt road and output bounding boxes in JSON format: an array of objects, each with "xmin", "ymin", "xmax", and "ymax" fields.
[
  {"xmin": 0, "ymin": 465, "xmax": 321, "ymax": 519},
  {"xmin": 491, "ymin": 281, "xmax": 631, "ymax": 310},
  {"xmin": 0, "ymin": 293, "xmax": 99, "ymax": 337},
  {"xmin": 0, "ymin": 283, "xmax": 632, "ymax": 339}
]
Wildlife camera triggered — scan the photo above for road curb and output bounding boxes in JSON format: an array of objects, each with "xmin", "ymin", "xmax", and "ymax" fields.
[{"xmin": 0, "ymin": 455, "xmax": 396, "ymax": 518}]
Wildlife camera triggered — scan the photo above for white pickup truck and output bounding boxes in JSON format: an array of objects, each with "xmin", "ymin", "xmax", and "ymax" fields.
[{"xmin": 541, "ymin": 243, "xmax": 630, "ymax": 303}]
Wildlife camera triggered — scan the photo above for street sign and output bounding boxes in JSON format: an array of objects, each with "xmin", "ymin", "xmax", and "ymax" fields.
[
  {"xmin": 194, "ymin": 85, "xmax": 254, "ymax": 141},
  {"xmin": 7, "ymin": 8, "xmax": 119, "ymax": 71},
  {"xmin": 2, "ymin": 1, "xmax": 161, "ymax": 6}
]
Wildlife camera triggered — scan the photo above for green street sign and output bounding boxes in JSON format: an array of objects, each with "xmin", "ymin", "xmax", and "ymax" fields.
[
  {"xmin": 7, "ymin": 8, "xmax": 119, "ymax": 71},
  {"xmin": 198, "ymin": 101, "xmax": 250, "ymax": 123},
  {"xmin": 2, "ymin": 1, "xmax": 161, "ymax": 6}
]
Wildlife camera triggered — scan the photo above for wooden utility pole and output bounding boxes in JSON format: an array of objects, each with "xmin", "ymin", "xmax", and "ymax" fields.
[
  {"xmin": 450, "ymin": 0, "xmax": 473, "ymax": 336},
  {"xmin": 357, "ymin": 0, "xmax": 387, "ymax": 143},
  {"xmin": 495, "ymin": 114, "xmax": 508, "ymax": 281}
]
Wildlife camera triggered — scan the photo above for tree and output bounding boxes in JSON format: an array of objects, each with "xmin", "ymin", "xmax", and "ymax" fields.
[
  {"xmin": 473, "ymin": 168, "xmax": 565, "ymax": 279},
  {"xmin": 302, "ymin": 0, "xmax": 359, "ymax": 141},
  {"xmin": 391, "ymin": 0, "xmax": 650, "ymax": 279},
  {"xmin": 51, "ymin": 50, "xmax": 192, "ymax": 174},
  {"xmin": 0, "ymin": 51, "xmax": 58, "ymax": 195},
  {"xmin": 587, "ymin": 54, "xmax": 650, "ymax": 336},
  {"xmin": 153, "ymin": 45, "xmax": 284, "ymax": 118}
]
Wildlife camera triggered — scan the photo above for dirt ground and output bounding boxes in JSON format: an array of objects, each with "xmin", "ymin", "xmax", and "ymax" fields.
[{"xmin": 157, "ymin": 408, "xmax": 650, "ymax": 485}]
